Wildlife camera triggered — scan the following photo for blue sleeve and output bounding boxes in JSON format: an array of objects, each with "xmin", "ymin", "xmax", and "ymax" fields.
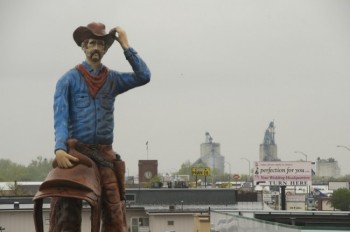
[
  {"xmin": 114, "ymin": 47, "xmax": 151, "ymax": 94},
  {"xmin": 53, "ymin": 76, "xmax": 70, "ymax": 152}
]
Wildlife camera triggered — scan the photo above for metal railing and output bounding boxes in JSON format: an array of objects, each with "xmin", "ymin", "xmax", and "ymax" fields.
[{"xmin": 210, "ymin": 210, "xmax": 301, "ymax": 232}]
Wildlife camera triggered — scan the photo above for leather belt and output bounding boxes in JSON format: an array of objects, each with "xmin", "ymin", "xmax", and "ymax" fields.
[{"xmin": 74, "ymin": 142, "xmax": 114, "ymax": 169}]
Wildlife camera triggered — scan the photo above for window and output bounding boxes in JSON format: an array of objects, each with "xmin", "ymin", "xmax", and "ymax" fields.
[
  {"xmin": 131, "ymin": 217, "xmax": 149, "ymax": 232},
  {"xmin": 168, "ymin": 220, "xmax": 174, "ymax": 226},
  {"xmin": 131, "ymin": 218, "xmax": 138, "ymax": 232},
  {"xmin": 139, "ymin": 217, "xmax": 149, "ymax": 226},
  {"xmin": 125, "ymin": 193, "xmax": 136, "ymax": 202}
]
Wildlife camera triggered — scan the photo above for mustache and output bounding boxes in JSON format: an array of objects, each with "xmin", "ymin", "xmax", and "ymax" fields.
[
  {"xmin": 90, "ymin": 50, "xmax": 102, "ymax": 59},
  {"xmin": 92, "ymin": 50, "xmax": 101, "ymax": 56}
]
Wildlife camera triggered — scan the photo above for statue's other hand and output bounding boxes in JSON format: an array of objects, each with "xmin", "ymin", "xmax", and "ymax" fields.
[{"xmin": 55, "ymin": 149, "xmax": 79, "ymax": 168}]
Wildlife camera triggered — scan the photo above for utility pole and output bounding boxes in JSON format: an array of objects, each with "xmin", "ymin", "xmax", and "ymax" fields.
[{"xmin": 241, "ymin": 158, "xmax": 251, "ymax": 182}]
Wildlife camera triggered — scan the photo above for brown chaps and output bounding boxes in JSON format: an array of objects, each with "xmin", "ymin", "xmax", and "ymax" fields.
[{"xmin": 48, "ymin": 142, "xmax": 127, "ymax": 232}]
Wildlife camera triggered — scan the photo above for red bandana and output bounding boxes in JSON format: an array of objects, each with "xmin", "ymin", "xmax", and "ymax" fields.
[{"xmin": 76, "ymin": 64, "xmax": 108, "ymax": 98}]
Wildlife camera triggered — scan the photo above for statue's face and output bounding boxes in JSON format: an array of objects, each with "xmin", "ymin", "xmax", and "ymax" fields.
[{"xmin": 83, "ymin": 38, "xmax": 106, "ymax": 63}]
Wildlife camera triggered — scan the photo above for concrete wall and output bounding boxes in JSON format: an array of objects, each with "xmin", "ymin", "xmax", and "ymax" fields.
[
  {"xmin": 259, "ymin": 144, "xmax": 278, "ymax": 161},
  {"xmin": 193, "ymin": 213, "xmax": 210, "ymax": 232},
  {"xmin": 0, "ymin": 209, "xmax": 92, "ymax": 232},
  {"xmin": 0, "ymin": 207, "xmax": 151, "ymax": 232},
  {"xmin": 149, "ymin": 214, "xmax": 194, "ymax": 232},
  {"xmin": 317, "ymin": 161, "xmax": 341, "ymax": 177}
]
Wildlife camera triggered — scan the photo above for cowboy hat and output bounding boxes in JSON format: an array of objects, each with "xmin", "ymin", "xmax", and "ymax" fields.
[{"xmin": 73, "ymin": 22, "xmax": 115, "ymax": 48}]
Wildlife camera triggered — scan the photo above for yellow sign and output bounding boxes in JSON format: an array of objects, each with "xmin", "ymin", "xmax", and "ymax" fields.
[{"xmin": 191, "ymin": 167, "xmax": 211, "ymax": 176}]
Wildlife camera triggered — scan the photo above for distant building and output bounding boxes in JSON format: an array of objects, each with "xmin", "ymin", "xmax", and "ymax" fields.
[
  {"xmin": 1, "ymin": 189, "xmax": 238, "ymax": 232},
  {"xmin": 193, "ymin": 132, "xmax": 225, "ymax": 175},
  {"xmin": 138, "ymin": 160, "xmax": 158, "ymax": 182},
  {"xmin": 259, "ymin": 121, "xmax": 279, "ymax": 161},
  {"xmin": 316, "ymin": 157, "xmax": 341, "ymax": 177}
]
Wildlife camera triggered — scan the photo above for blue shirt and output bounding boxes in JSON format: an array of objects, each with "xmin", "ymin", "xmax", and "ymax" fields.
[{"xmin": 54, "ymin": 47, "xmax": 151, "ymax": 152}]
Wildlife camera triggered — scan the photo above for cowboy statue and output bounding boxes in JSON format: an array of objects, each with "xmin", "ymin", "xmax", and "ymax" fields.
[{"xmin": 33, "ymin": 22, "xmax": 151, "ymax": 232}]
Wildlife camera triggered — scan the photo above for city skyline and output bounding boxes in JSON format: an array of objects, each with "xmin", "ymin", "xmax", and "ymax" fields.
[{"xmin": 1, "ymin": 0, "xmax": 350, "ymax": 177}]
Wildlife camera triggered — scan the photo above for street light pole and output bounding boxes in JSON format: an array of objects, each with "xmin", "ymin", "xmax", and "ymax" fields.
[
  {"xmin": 337, "ymin": 145, "xmax": 350, "ymax": 151},
  {"xmin": 225, "ymin": 161, "xmax": 232, "ymax": 183},
  {"xmin": 240, "ymin": 158, "xmax": 251, "ymax": 182},
  {"xmin": 294, "ymin": 151, "xmax": 308, "ymax": 161}
]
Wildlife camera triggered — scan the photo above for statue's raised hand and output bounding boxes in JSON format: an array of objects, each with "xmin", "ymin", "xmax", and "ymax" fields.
[{"xmin": 109, "ymin": 26, "xmax": 130, "ymax": 50}]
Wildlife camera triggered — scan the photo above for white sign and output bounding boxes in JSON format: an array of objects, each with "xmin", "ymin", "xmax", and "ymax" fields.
[
  {"xmin": 286, "ymin": 194, "xmax": 306, "ymax": 211},
  {"xmin": 253, "ymin": 161, "xmax": 312, "ymax": 186},
  {"xmin": 286, "ymin": 194, "xmax": 305, "ymax": 202},
  {"xmin": 328, "ymin": 181, "xmax": 349, "ymax": 190},
  {"xmin": 263, "ymin": 193, "xmax": 272, "ymax": 203},
  {"xmin": 286, "ymin": 202, "xmax": 305, "ymax": 211}
]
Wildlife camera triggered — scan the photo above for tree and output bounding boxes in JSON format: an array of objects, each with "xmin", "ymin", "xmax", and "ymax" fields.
[
  {"xmin": 0, "ymin": 157, "xmax": 53, "ymax": 182},
  {"xmin": 330, "ymin": 188, "xmax": 350, "ymax": 211},
  {"xmin": 150, "ymin": 175, "xmax": 163, "ymax": 188},
  {"xmin": 177, "ymin": 160, "xmax": 193, "ymax": 176},
  {"xmin": 0, "ymin": 159, "xmax": 27, "ymax": 181},
  {"xmin": 26, "ymin": 156, "xmax": 53, "ymax": 181}
]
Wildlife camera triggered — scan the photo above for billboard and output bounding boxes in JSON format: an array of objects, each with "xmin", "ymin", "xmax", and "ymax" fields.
[
  {"xmin": 191, "ymin": 167, "xmax": 211, "ymax": 176},
  {"xmin": 254, "ymin": 161, "xmax": 312, "ymax": 186}
]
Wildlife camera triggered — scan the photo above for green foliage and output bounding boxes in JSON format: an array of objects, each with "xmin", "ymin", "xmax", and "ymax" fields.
[
  {"xmin": 26, "ymin": 156, "xmax": 53, "ymax": 181},
  {"xmin": 150, "ymin": 175, "xmax": 163, "ymax": 188},
  {"xmin": 330, "ymin": 188, "xmax": 350, "ymax": 211},
  {"xmin": 177, "ymin": 160, "xmax": 192, "ymax": 176},
  {"xmin": 0, "ymin": 159, "xmax": 28, "ymax": 181},
  {"xmin": 0, "ymin": 156, "xmax": 53, "ymax": 182}
]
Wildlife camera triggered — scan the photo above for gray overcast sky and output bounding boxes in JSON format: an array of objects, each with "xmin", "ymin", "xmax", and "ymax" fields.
[{"xmin": 1, "ymin": 0, "xmax": 350, "ymax": 177}]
